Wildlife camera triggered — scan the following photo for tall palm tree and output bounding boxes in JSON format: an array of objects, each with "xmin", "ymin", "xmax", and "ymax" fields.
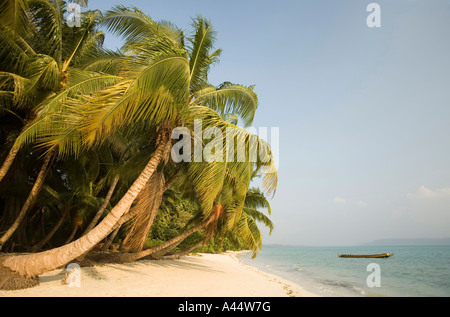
[
  {"xmin": 1, "ymin": 6, "xmax": 277, "ymax": 279},
  {"xmin": 90, "ymin": 9, "xmax": 273, "ymax": 253},
  {"xmin": 2, "ymin": 129, "xmax": 171, "ymax": 277},
  {"xmin": 117, "ymin": 143, "xmax": 275, "ymax": 262},
  {"xmin": 0, "ymin": 2, "xmax": 122, "ymax": 249},
  {"xmin": 0, "ymin": 0, "xmax": 122, "ymax": 182},
  {"xmin": 88, "ymin": 9, "xmax": 277, "ymax": 257}
]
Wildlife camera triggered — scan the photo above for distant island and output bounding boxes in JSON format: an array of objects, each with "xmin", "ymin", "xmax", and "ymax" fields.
[{"xmin": 363, "ymin": 238, "xmax": 450, "ymax": 246}]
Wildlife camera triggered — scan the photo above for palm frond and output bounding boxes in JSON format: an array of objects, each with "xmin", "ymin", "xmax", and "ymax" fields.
[
  {"xmin": 13, "ymin": 71, "xmax": 122, "ymax": 152},
  {"xmin": 62, "ymin": 9, "xmax": 104, "ymax": 70},
  {"xmin": 192, "ymin": 82, "xmax": 258, "ymax": 127},
  {"xmin": 80, "ymin": 54, "xmax": 190, "ymax": 146},
  {"xmin": 244, "ymin": 187, "xmax": 271, "ymax": 214},
  {"xmin": 188, "ymin": 16, "xmax": 218, "ymax": 90},
  {"xmin": 0, "ymin": 0, "xmax": 30, "ymax": 36},
  {"xmin": 79, "ymin": 49, "xmax": 125, "ymax": 74},
  {"xmin": 181, "ymin": 105, "xmax": 277, "ymax": 200},
  {"xmin": 236, "ymin": 212, "xmax": 262, "ymax": 258},
  {"xmin": 243, "ymin": 207, "xmax": 274, "ymax": 234},
  {"xmin": 28, "ymin": 0, "xmax": 63, "ymax": 64},
  {"xmin": 0, "ymin": 25, "xmax": 34, "ymax": 74},
  {"xmin": 0, "ymin": 71, "xmax": 27, "ymax": 107},
  {"xmin": 101, "ymin": 5, "xmax": 184, "ymax": 56},
  {"xmin": 24, "ymin": 54, "xmax": 60, "ymax": 95}
]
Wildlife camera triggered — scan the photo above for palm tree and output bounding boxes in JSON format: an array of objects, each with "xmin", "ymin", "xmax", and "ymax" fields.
[
  {"xmin": 116, "ymin": 143, "xmax": 275, "ymax": 261},
  {"xmin": 81, "ymin": 9, "xmax": 277, "ymax": 258},
  {"xmin": 90, "ymin": 9, "xmax": 272, "ymax": 253},
  {"xmin": 1, "ymin": 6, "xmax": 277, "ymax": 279},
  {"xmin": 0, "ymin": 2, "xmax": 122, "ymax": 249},
  {"xmin": 2, "ymin": 130, "xmax": 171, "ymax": 277},
  {"xmin": 1, "ymin": 0, "xmax": 122, "ymax": 181}
]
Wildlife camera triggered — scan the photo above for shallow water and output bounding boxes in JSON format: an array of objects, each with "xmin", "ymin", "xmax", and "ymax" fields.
[{"xmin": 237, "ymin": 245, "xmax": 450, "ymax": 297}]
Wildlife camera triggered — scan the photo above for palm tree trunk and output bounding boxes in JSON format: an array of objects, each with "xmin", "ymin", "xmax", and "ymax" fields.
[
  {"xmin": 82, "ymin": 175, "xmax": 119, "ymax": 236},
  {"xmin": 64, "ymin": 224, "xmax": 79, "ymax": 244},
  {"xmin": 0, "ymin": 143, "xmax": 20, "ymax": 184},
  {"xmin": 31, "ymin": 203, "xmax": 71, "ymax": 252},
  {"xmin": 170, "ymin": 237, "xmax": 209, "ymax": 258},
  {"xmin": 149, "ymin": 230, "xmax": 204, "ymax": 260},
  {"xmin": 1, "ymin": 134, "xmax": 171, "ymax": 277},
  {"xmin": 101, "ymin": 226, "xmax": 120, "ymax": 251},
  {"xmin": 119, "ymin": 218, "xmax": 211, "ymax": 263},
  {"xmin": 163, "ymin": 170, "xmax": 179, "ymax": 191},
  {"xmin": 150, "ymin": 236, "xmax": 201, "ymax": 260},
  {"xmin": 0, "ymin": 150, "xmax": 54, "ymax": 250},
  {"xmin": 100, "ymin": 197, "xmax": 140, "ymax": 251}
]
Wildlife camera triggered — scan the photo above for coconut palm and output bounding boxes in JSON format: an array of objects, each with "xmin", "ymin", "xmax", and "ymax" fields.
[
  {"xmin": 1, "ymin": 6, "xmax": 276, "ymax": 279},
  {"xmin": 115, "ymin": 131, "xmax": 275, "ymax": 261},
  {"xmin": 92, "ymin": 9, "xmax": 275, "ymax": 253},
  {"xmin": 2, "ymin": 130, "xmax": 171, "ymax": 277},
  {"xmin": 85, "ymin": 9, "xmax": 277, "ymax": 258},
  {"xmin": 0, "ymin": 1, "xmax": 123, "ymax": 249}
]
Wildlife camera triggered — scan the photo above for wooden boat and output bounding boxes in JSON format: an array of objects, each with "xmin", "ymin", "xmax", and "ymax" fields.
[{"xmin": 338, "ymin": 253, "xmax": 393, "ymax": 258}]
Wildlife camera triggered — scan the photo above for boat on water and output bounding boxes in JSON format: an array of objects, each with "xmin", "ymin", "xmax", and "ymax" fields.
[{"xmin": 338, "ymin": 253, "xmax": 393, "ymax": 258}]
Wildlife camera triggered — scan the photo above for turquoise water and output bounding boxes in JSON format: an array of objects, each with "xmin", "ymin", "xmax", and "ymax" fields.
[{"xmin": 237, "ymin": 245, "xmax": 450, "ymax": 297}]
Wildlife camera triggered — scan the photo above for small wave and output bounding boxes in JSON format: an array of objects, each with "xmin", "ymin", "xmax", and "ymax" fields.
[
  {"xmin": 319, "ymin": 279, "xmax": 366, "ymax": 296},
  {"xmin": 293, "ymin": 264, "xmax": 303, "ymax": 271}
]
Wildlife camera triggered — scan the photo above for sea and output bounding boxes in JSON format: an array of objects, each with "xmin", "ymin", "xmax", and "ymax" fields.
[{"xmin": 237, "ymin": 245, "xmax": 450, "ymax": 297}]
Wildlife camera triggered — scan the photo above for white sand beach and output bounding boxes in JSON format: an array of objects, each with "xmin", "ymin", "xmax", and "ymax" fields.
[{"xmin": 0, "ymin": 252, "xmax": 319, "ymax": 297}]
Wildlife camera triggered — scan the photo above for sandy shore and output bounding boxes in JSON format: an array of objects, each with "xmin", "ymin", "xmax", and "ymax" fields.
[{"xmin": 0, "ymin": 252, "xmax": 319, "ymax": 297}]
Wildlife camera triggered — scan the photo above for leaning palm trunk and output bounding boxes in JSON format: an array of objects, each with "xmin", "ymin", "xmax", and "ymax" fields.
[
  {"xmin": 150, "ymin": 235, "xmax": 208, "ymax": 260},
  {"xmin": 64, "ymin": 223, "xmax": 79, "ymax": 245},
  {"xmin": 121, "ymin": 204, "xmax": 223, "ymax": 262},
  {"xmin": 100, "ymin": 194, "xmax": 143, "ymax": 251},
  {"xmin": 0, "ymin": 144, "xmax": 20, "ymax": 184},
  {"xmin": 101, "ymin": 226, "xmax": 120, "ymax": 251},
  {"xmin": 119, "ymin": 217, "xmax": 212, "ymax": 263},
  {"xmin": 30, "ymin": 202, "xmax": 71, "ymax": 252},
  {"xmin": 1, "ymin": 134, "xmax": 171, "ymax": 277},
  {"xmin": 0, "ymin": 150, "xmax": 54, "ymax": 250},
  {"xmin": 81, "ymin": 175, "xmax": 120, "ymax": 236},
  {"xmin": 169, "ymin": 237, "xmax": 209, "ymax": 258},
  {"xmin": 98, "ymin": 196, "xmax": 144, "ymax": 252}
]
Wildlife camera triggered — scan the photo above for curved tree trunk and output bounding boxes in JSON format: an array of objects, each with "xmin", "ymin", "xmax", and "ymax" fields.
[
  {"xmin": 0, "ymin": 150, "xmax": 54, "ymax": 250},
  {"xmin": 151, "ymin": 235, "xmax": 207, "ymax": 260},
  {"xmin": 168, "ymin": 237, "xmax": 209, "ymax": 258},
  {"xmin": 101, "ymin": 151, "xmax": 175, "ymax": 253},
  {"xmin": 119, "ymin": 217, "xmax": 212, "ymax": 263},
  {"xmin": 101, "ymin": 226, "xmax": 120, "ymax": 251},
  {"xmin": 1, "ymin": 134, "xmax": 171, "ymax": 277},
  {"xmin": 31, "ymin": 203, "xmax": 71, "ymax": 252},
  {"xmin": 64, "ymin": 224, "xmax": 79, "ymax": 245},
  {"xmin": 95, "ymin": 197, "xmax": 142, "ymax": 252},
  {"xmin": 82, "ymin": 174, "xmax": 120, "ymax": 236},
  {"xmin": 0, "ymin": 143, "xmax": 20, "ymax": 184},
  {"xmin": 162, "ymin": 170, "xmax": 179, "ymax": 191},
  {"xmin": 99, "ymin": 196, "xmax": 141, "ymax": 251}
]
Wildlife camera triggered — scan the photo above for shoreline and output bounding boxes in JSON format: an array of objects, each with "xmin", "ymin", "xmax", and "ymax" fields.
[{"xmin": 0, "ymin": 251, "xmax": 320, "ymax": 297}]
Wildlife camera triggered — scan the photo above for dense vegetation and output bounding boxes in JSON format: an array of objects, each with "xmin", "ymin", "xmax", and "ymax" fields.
[{"xmin": 0, "ymin": 0, "xmax": 277, "ymax": 285}]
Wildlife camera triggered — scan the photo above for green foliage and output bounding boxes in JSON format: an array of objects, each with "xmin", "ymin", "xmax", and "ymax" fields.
[{"xmin": 0, "ymin": 1, "xmax": 276, "ymax": 256}]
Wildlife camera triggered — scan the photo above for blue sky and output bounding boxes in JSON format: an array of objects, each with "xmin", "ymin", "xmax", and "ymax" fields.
[{"xmin": 88, "ymin": 0, "xmax": 450, "ymax": 246}]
